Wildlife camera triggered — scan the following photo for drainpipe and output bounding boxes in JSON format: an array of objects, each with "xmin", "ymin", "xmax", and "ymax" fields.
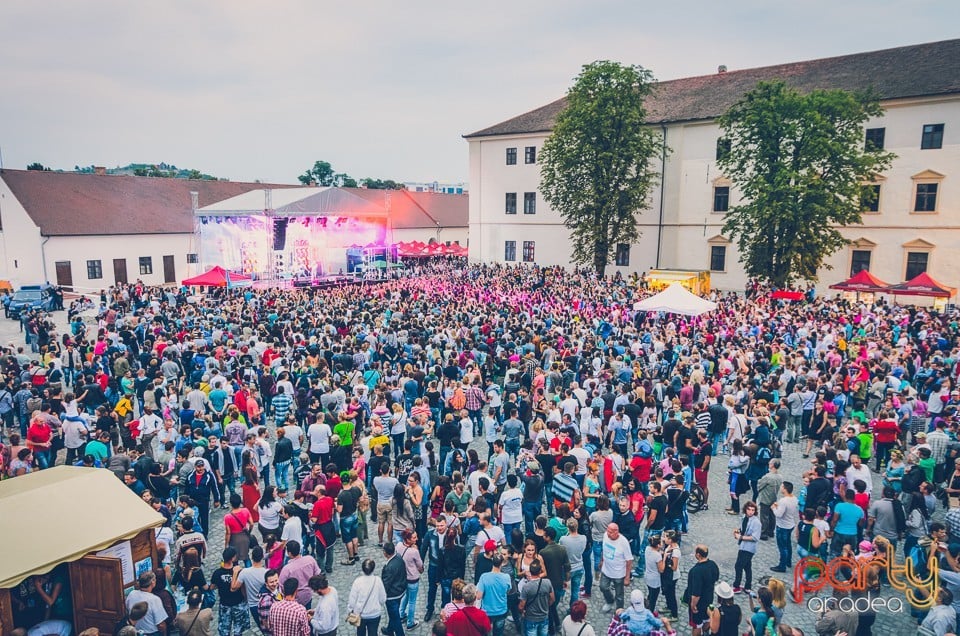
[
  {"xmin": 40, "ymin": 236, "xmax": 51, "ymax": 283},
  {"xmin": 655, "ymin": 124, "xmax": 668, "ymax": 269}
]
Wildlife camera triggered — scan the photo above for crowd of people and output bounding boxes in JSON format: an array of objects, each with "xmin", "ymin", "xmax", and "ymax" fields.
[{"xmin": 3, "ymin": 261, "xmax": 960, "ymax": 636}]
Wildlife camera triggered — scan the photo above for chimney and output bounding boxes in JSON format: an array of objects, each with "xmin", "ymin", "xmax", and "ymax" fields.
[
  {"xmin": 94, "ymin": 166, "xmax": 106, "ymax": 176},
  {"xmin": 717, "ymin": 65, "xmax": 728, "ymax": 74},
  {"xmin": 190, "ymin": 191, "xmax": 199, "ymax": 212}
]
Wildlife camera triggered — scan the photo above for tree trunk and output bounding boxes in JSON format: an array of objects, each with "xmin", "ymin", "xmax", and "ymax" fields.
[{"xmin": 594, "ymin": 241, "xmax": 607, "ymax": 278}]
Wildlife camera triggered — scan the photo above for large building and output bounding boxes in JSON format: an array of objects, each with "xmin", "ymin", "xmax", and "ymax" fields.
[
  {"xmin": 464, "ymin": 39, "xmax": 960, "ymax": 290},
  {"xmin": 0, "ymin": 169, "xmax": 295, "ymax": 292},
  {"xmin": 0, "ymin": 170, "xmax": 467, "ymax": 291}
]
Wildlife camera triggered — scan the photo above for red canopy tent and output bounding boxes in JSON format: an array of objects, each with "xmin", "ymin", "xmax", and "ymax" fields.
[
  {"xmin": 771, "ymin": 290, "xmax": 804, "ymax": 301},
  {"xmin": 885, "ymin": 272, "xmax": 956, "ymax": 298},
  {"xmin": 182, "ymin": 266, "xmax": 252, "ymax": 288},
  {"xmin": 829, "ymin": 269, "xmax": 890, "ymax": 294}
]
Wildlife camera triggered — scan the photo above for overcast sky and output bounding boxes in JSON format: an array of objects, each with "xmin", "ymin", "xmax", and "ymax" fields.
[{"xmin": 1, "ymin": 1, "xmax": 957, "ymax": 185}]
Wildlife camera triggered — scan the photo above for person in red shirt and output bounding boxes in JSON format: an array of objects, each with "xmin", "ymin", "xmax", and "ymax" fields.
[
  {"xmin": 871, "ymin": 410, "xmax": 900, "ymax": 472},
  {"xmin": 630, "ymin": 449, "xmax": 653, "ymax": 495},
  {"xmin": 445, "ymin": 583, "xmax": 491, "ymax": 636},
  {"xmin": 323, "ymin": 465, "xmax": 342, "ymax": 500},
  {"xmin": 309, "ymin": 485, "xmax": 336, "ymax": 573},
  {"xmin": 26, "ymin": 415, "xmax": 53, "ymax": 470}
]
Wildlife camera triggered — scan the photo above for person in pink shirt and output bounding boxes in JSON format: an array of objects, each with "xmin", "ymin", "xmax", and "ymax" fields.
[{"xmin": 247, "ymin": 388, "xmax": 263, "ymax": 427}]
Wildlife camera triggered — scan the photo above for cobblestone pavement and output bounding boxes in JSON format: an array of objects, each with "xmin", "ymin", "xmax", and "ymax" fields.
[
  {"xmin": 0, "ymin": 313, "xmax": 920, "ymax": 635},
  {"xmin": 195, "ymin": 434, "xmax": 919, "ymax": 636}
]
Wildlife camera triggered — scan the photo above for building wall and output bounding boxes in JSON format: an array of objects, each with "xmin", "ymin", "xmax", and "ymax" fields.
[
  {"xmin": 0, "ymin": 176, "xmax": 46, "ymax": 288},
  {"xmin": 42, "ymin": 234, "xmax": 201, "ymax": 291},
  {"xmin": 468, "ymin": 94, "xmax": 960, "ymax": 291},
  {"xmin": 390, "ymin": 227, "xmax": 469, "ymax": 246}
]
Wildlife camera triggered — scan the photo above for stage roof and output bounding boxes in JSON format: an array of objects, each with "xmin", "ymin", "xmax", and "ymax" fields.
[
  {"xmin": 198, "ymin": 187, "xmax": 324, "ymax": 215},
  {"xmin": 197, "ymin": 186, "xmax": 468, "ymax": 228}
]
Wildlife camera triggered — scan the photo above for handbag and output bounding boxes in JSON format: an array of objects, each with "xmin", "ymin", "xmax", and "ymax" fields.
[{"xmin": 347, "ymin": 579, "xmax": 376, "ymax": 626}]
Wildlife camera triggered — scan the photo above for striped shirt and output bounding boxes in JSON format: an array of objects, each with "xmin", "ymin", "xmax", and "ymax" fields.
[
  {"xmin": 272, "ymin": 393, "xmax": 294, "ymax": 422},
  {"xmin": 552, "ymin": 472, "xmax": 578, "ymax": 504}
]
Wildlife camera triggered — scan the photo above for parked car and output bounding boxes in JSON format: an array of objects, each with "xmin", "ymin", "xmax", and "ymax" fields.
[{"xmin": 6, "ymin": 284, "xmax": 55, "ymax": 319}]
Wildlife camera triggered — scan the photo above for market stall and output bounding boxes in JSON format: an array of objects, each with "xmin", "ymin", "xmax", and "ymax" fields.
[
  {"xmin": 885, "ymin": 272, "xmax": 956, "ymax": 310},
  {"xmin": 0, "ymin": 467, "xmax": 164, "ymax": 635},
  {"xmin": 181, "ymin": 265, "xmax": 252, "ymax": 288},
  {"xmin": 828, "ymin": 269, "xmax": 890, "ymax": 303}
]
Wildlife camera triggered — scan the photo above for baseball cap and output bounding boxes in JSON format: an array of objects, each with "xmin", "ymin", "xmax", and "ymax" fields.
[{"xmin": 483, "ymin": 539, "xmax": 497, "ymax": 553}]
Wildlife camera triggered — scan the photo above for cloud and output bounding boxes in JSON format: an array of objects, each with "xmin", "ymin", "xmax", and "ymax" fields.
[{"xmin": 0, "ymin": 0, "xmax": 957, "ymax": 183}]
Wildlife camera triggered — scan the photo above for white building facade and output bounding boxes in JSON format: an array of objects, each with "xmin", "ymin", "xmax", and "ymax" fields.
[{"xmin": 465, "ymin": 39, "xmax": 960, "ymax": 291}]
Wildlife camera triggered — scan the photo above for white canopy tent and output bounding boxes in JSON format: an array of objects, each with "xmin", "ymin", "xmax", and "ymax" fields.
[{"xmin": 633, "ymin": 282, "xmax": 717, "ymax": 316}]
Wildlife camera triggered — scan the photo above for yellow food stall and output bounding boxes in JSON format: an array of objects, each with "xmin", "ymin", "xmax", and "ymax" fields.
[{"xmin": 644, "ymin": 269, "xmax": 711, "ymax": 295}]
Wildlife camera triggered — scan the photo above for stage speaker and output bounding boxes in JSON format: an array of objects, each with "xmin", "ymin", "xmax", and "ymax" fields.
[{"xmin": 273, "ymin": 219, "xmax": 288, "ymax": 251}]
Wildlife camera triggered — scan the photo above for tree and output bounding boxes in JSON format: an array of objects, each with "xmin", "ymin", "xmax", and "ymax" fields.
[
  {"xmin": 539, "ymin": 61, "xmax": 662, "ymax": 277},
  {"xmin": 361, "ymin": 178, "xmax": 404, "ymax": 190},
  {"xmin": 26, "ymin": 162, "xmax": 51, "ymax": 171},
  {"xmin": 335, "ymin": 173, "xmax": 357, "ymax": 188},
  {"xmin": 717, "ymin": 80, "xmax": 895, "ymax": 286},
  {"xmin": 298, "ymin": 160, "xmax": 336, "ymax": 186}
]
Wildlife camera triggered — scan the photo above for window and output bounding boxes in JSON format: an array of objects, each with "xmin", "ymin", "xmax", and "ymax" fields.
[
  {"xmin": 716, "ymin": 138, "xmax": 731, "ymax": 161},
  {"xmin": 713, "ymin": 186, "xmax": 730, "ymax": 213},
  {"xmin": 504, "ymin": 241, "xmax": 516, "ymax": 262},
  {"xmin": 524, "ymin": 146, "xmax": 537, "ymax": 164},
  {"xmin": 139, "ymin": 256, "xmax": 153, "ymax": 275},
  {"xmin": 505, "ymin": 192, "xmax": 517, "ymax": 215},
  {"xmin": 905, "ymin": 252, "xmax": 929, "ymax": 280},
  {"xmin": 921, "ymin": 124, "xmax": 944, "ymax": 149},
  {"xmin": 87, "ymin": 260, "xmax": 103, "ymax": 279},
  {"xmin": 187, "ymin": 253, "xmax": 199, "ymax": 264},
  {"xmin": 615, "ymin": 243, "xmax": 630, "ymax": 266},
  {"xmin": 522, "ymin": 241, "xmax": 535, "ymax": 262},
  {"xmin": 850, "ymin": 250, "xmax": 871, "ymax": 275},
  {"xmin": 506, "ymin": 147, "xmax": 517, "ymax": 165},
  {"xmin": 710, "ymin": 246, "xmax": 727, "ymax": 272},
  {"xmin": 915, "ymin": 183, "xmax": 938, "ymax": 212},
  {"xmin": 865, "ymin": 127, "xmax": 885, "ymax": 151},
  {"xmin": 860, "ymin": 184, "xmax": 881, "ymax": 212},
  {"xmin": 523, "ymin": 192, "xmax": 536, "ymax": 215}
]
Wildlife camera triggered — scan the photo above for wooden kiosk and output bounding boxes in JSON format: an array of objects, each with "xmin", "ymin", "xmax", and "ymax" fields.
[{"xmin": 0, "ymin": 467, "xmax": 164, "ymax": 634}]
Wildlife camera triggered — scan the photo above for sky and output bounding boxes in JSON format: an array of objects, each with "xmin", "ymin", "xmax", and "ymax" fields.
[{"xmin": 0, "ymin": 1, "xmax": 957, "ymax": 185}]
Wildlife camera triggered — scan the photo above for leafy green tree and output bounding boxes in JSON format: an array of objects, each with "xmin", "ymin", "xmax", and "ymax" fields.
[
  {"xmin": 717, "ymin": 80, "xmax": 895, "ymax": 286},
  {"xmin": 298, "ymin": 160, "xmax": 336, "ymax": 186},
  {"xmin": 361, "ymin": 178, "xmax": 404, "ymax": 190},
  {"xmin": 27, "ymin": 162, "xmax": 51, "ymax": 171},
  {"xmin": 335, "ymin": 173, "xmax": 357, "ymax": 188},
  {"xmin": 539, "ymin": 61, "xmax": 662, "ymax": 276}
]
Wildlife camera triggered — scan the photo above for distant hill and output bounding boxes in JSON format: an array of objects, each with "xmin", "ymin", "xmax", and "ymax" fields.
[{"xmin": 72, "ymin": 163, "xmax": 224, "ymax": 180}]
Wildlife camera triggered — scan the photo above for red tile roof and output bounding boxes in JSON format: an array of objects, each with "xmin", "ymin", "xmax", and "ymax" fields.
[
  {"xmin": 465, "ymin": 38, "xmax": 960, "ymax": 138},
  {"xmin": 0, "ymin": 169, "xmax": 298, "ymax": 236}
]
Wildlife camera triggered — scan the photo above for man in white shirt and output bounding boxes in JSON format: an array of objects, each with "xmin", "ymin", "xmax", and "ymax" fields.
[
  {"xmin": 845, "ymin": 453, "xmax": 873, "ymax": 497},
  {"xmin": 138, "ymin": 405, "xmax": 163, "ymax": 460},
  {"xmin": 599, "ymin": 523, "xmax": 633, "ymax": 611},
  {"xmin": 309, "ymin": 573, "xmax": 339, "ymax": 636},
  {"xmin": 771, "ymin": 481, "xmax": 800, "ymax": 573},
  {"xmin": 497, "ymin": 474, "xmax": 524, "ymax": 536},
  {"xmin": 459, "ymin": 411, "xmax": 474, "ymax": 449},
  {"xmin": 307, "ymin": 419, "xmax": 332, "ymax": 465},
  {"xmin": 125, "ymin": 571, "xmax": 169, "ymax": 635},
  {"xmin": 473, "ymin": 513, "xmax": 506, "ymax": 557},
  {"xmin": 61, "ymin": 416, "xmax": 89, "ymax": 465}
]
